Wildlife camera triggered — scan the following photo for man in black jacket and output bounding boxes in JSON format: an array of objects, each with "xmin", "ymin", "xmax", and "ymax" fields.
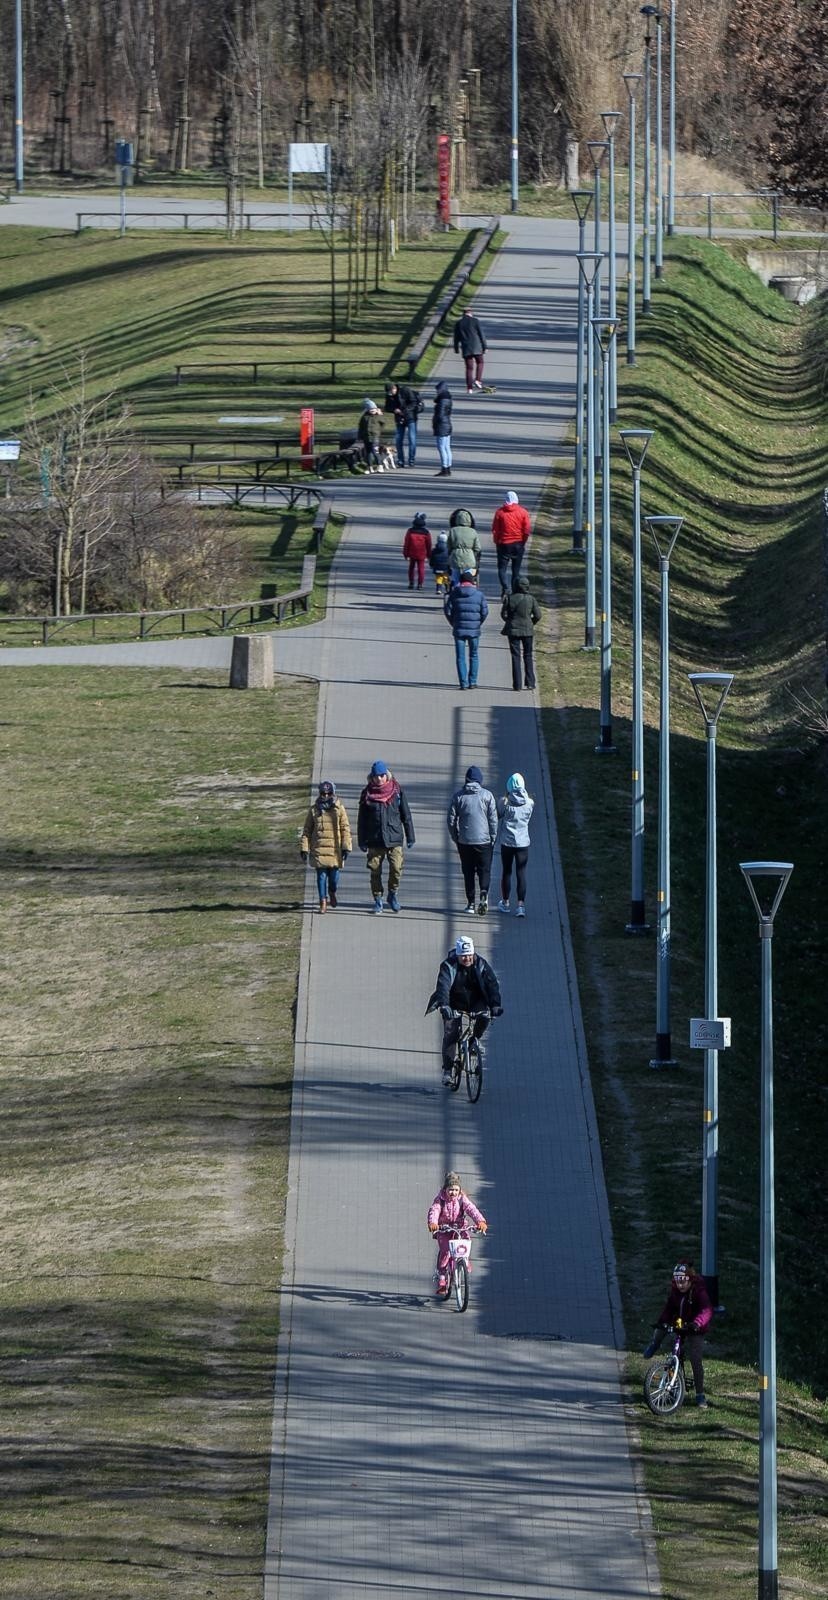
[
  {"xmin": 357, "ymin": 760, "xmax": 415, "ymax": 913},
  {"xmin": 453, "ymin": 306, "xmax": 487, "ymax": 392},
  {"xmin": 385, "ymin": 381, "xmax": 421, "ymax": 466},
  {"xmin": 426, "ymin": 934, "xmax": 503, "ymax": 1082}
]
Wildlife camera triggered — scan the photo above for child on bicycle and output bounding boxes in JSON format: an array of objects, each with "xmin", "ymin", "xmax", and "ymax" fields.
[
  {"xmin": 643, "ymin": 1260, "xmax": 713, "ymax": 1407},
  {"xmin": 427, "ymin": 1171, "xmax": 487, "ymax": 1294}
]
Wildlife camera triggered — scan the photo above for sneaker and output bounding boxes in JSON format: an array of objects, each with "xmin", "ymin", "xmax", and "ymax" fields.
[
  {"xmin": 436, "ymin": 1273, "xmax": 448, "ymax": 1292},
  {"xmin": 477, "ymin": 896, "xmax": 488, "ymax": 916},
  {"xmin": 373, "ymin": 896, "xmax": 383, "ymax": 914},
  {"xmin": 474, "ymin": 380, "xmax": 483, "ymax": 390},
  {"xmin": 695, "ymin": 1393, "xmax": 709, "ymax": 1409},
  {"xmin": 464, "ymin": 902, "xmax": 476, "ymax": 915},
  {"xmin": 441, "ymin": 1070, "xmax": 453, "ymax": 1087},
  {"xmin": 387, "ymin": 891, "xmax": 400, "ymax": 913},
  {"xmin": 497, "ymin": 899, "xmax": 510, "ymax": 913},
  {"xmin": 516, "ymin": 904, "xmax": 526, "ymax": 918},
  {"xmin": 328, "ymin": 888, "xmax": 337, "ymax": 909},
  {"xmin": 467, "ymin": 387, "xmax": 474, "ymax": 394}
]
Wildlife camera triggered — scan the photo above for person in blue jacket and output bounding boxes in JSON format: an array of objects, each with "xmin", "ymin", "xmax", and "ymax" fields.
[{"xmin": 444, "ymin": 569, "xmax": 488, "ymax": 690}]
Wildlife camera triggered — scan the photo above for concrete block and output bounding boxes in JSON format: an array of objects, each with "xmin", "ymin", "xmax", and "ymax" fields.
[{"xmin": 229, "ymin": 633, "xmax": 274, "ymax": 689}]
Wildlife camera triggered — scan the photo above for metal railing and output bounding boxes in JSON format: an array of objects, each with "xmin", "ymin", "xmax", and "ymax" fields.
[
  {"xmin": 674, "ymin": 190, "xmax": 827, "ymax": 242},
  {"xmin": 75, "ymin": 208, "xmax": 339, "ymax": 234}
]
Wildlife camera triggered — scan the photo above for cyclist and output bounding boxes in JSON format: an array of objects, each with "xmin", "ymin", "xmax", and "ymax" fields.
[
  {"xmin": 644, "ymin": 1260, "xmax": 713, "ymax": 1408},
  {"xmin": 427, "ymin": 1170, "xmax": 487, "ymax": 1294},
  {"xmin": 426, "ymin": 934, "xmax": 503, "ymax": 1085}
]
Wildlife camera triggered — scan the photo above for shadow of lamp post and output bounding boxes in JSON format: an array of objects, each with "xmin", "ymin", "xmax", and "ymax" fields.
[
  {"xmin": 620, "ymin": 429, "xmax": 654, "ymax": 929},
  {"xmin": 646, "ymin": 513, "xmax": 683, "ymax": 1065},
  {"xmin": 571, "ymin": 189, "xmax": 594, "ymax": 555}
]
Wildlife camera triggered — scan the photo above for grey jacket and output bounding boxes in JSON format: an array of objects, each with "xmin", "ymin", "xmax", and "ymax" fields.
[
  {"xmin": 447, "ymin": 781, "xmax": 498, "ymax": 846},
  {"xmin": 496, "ymin": 789, "xmax": 534, "ymax": 849}
]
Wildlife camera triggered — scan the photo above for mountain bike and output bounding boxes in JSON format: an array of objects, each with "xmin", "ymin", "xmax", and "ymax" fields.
[
  {"xmin": 447, "ymin": 1009, "xmax": 487, "ymax": 1102},
  {"xmin": 644, "ymin": 1323, "xmax": 689, "ymax": 1416},
  {"xmin": 434, "ymin": 1223, "xmax": 483, "ymax": 1312}
]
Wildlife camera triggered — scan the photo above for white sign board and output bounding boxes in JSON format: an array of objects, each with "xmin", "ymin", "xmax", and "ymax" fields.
[
  {"xmin": 0, "ymin": 440, "xmax": 21, "ymax": 461},
  {"xmin": 289, "ymin": 142, "xmax": 329, "ymax": 175},
  {"xmin": 689, "ymin": 1017, "xmax": 732, "ymax": 1050}
]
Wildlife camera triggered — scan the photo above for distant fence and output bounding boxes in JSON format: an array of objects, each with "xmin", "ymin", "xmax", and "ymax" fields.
[
  {"xmin": 75, "ymin": 208, "xmax": 348, "ymax": 235},
  {"xmin": 674, "ymin": 190, "xmax": 827, "ymax": 241}
]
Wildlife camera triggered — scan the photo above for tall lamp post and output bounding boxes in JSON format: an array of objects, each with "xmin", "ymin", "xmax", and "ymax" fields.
[
  {"xmin": 740, "ymin": 860, "xmax": 794, "ymax": 1600},
  {"xmin": 14, "ymin": 0, "xmax": 24, "ymax": 193},
  {"xmin": 623, "ymin": 74, "xmax": 641, "ymax": 365},
  {"xmin": 620, "ymin": 429, "xmax": 654, "ymax": 930},
  {"xmin": 690, "ymin": 671, "xmax": 734, "ymax": 1308},
  {"xmin": 600, "ymin": 110, "xmax": 622, "ymax": 421},
  {"xmin": 593, "ymin": 317, "xmax": 618, "ymax": 753},
  {"xmin": 646, "ymin": 513, "xmax": 683, "ymax": 1066},
  {"xmin": 510, "ymin": 0, "xmax": 519, "ymax": 212},
  {"xmin": 586, "ymin": 140, "xmax": 608, "ymax": 465},
  {"xmin": 640, "ymin": 7, "xmax": 658, "ymax": 313},
  {"xmin": 667, "ymin": 0, "xmax": 677, "ymax": 235},
  {"xmin": 571, "ymin": 190, "xmax": 594, "ymax": 555},
  {"xmin": 577, "ymin": 253, "xmax": 602, "ymax": 650},
  {"xmin": 654, "ymin": 7, "xmax": 665, "ymax": 277}
]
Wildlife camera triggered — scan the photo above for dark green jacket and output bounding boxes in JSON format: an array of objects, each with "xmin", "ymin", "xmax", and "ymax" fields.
[{"xmin": 501, "ymin": 577, "xmax": 541, "ymax": 638}]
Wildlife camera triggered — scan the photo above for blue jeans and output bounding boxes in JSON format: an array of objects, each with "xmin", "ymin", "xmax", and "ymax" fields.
[
  {"xmin": 316, "ymin": 866, "xmax": 340, "ymax": 901},
  {"xmin": 395, "ymin": 419, "xmax": 417, "ymax": 464},
  {"xmin": 454, "ymin": 634, "xmax": 479, "ymax": 688},
  {"xmin": 436, "ymin": 434, "xmax": 452, "ymax": 469}
]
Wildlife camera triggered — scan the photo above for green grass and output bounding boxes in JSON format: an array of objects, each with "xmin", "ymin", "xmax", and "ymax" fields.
[
  {"xmin": 533, "ymin": 234, "xmax": 827, "ymax": 1598},
  {"xmin": 0, "ymin": 665, "xmax": 316, "ymax": 1597}
]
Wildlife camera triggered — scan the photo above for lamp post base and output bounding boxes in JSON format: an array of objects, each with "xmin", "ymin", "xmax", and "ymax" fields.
[
  {"xmin": 649, "ymin": 1033, "xmax": 677, "ymax": 1068},
  {"xmin": 584, "ymin": 629, "xmax": 597, "ymax": 650},
  {"xmin": 571, "ymin": 532, "xmax": 585, "ymax": 556},
  {"xmin": 758, "ymin": 1571, "xmax": 779, "ymax": 1600},
  {"xmin": 625, "ymin": 903, "xmax": 651, "ymax": 934},
  {"xmin": 626, "ymin": 350, "xmax": 637, "ymax": 366},
  {"xmin": 595, "ymin": 738, "xmax": 617, "ymax": 755}
]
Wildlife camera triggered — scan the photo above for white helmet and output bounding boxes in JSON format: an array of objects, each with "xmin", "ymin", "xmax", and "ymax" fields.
[{"xmin": 455, "ymin": 935, "xmax": 475, "ymax": 957}]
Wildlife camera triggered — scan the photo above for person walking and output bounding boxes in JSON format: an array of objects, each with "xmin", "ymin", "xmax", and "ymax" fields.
[
  {"xmin": 453, "ymin": 305, "xmax": 487, "ymax": 392},
  {"xmin": 357, "ymin": 398, "xmax": 384, "ymax": 472},
  {"xmin": 300, "ymin": 780, "xmax": 353, "ymax": 912},
  {"xmin": 492, "ymin": 490, "xmax": 532, "ymax": 593},
  {"xmin": 429, "ymin": 531, "xmax": 452, "ymax": 594},
  {"xmin": 444, "ymin": 569, "xmax": 488, "ymax": 690},
  {"xmin": 446, "ymin": 508, "xmax": 481, "ymax": 579},
  {"xmin": 402, "ymin": 512, "xmax": 432, "ymax": 590},
  {"xmin": 447, "ymin": 765, "xmax": 498, "ymax": 915},
  {"xmin": 501, "ymin": 575, "xmax": 542, "ymax": 690},
  {"xmin": 385, "ymin": 380, "xmax": 421, "ymax": 466},
  {"xmin": 496, "ymin": 773, "xmax": 534, "ymax": 916},
  {"xmin": 357, "ymin": 760, "xmax": 415, "ymax": 914},
  {"xmin": 432, "ymin": 379, "xmax": 453, "ymax": 476}
]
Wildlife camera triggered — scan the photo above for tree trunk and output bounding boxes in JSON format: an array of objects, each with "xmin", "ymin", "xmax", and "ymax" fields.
[{"xmin": 564, "ymin": 131, "xmax": 579, "ymax": 191}]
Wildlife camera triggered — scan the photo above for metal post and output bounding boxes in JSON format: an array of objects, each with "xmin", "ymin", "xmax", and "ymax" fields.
[
  {"xmin": 578, "ymin": 253, "xmax": 602, "ymax": 650},
  {"xmin": 740, "ymin": 862, "xmax": 793, "ymax": 1600},
  {"xmin": 600, "ymin": 111, "xmax": 622, "ymax": 420},
  {"xmin": 587, "ymin": 142, "xmax": 607, "ymax": 465},
  {"xmin": 641, "ymin": 8, "xmax": 656, "ymax": 313},
  {"xmin": 621, "ymin": 430, "xmax": 654, "ymax": 931},
  {"xmin": 624, "ymin": 75, "xmax": 641, "ymax": 365},
  {"xmin": 647, "ymin": 514, "xmax": 682, "ymax": 1065},
  {"xmin": 690, "ymin": 672, "xmax": 734, "ymax": 1308},
  {"xmin": 14, "ymin": 0, "xmax": 24, "ymax": 193},
  {"xmin": 667, "ymin": 0, "xmax": 677, "ymax": 235},
  {"xmin": 571, "ymin": 192, "xmax": 593, "ymax": 554},
  {"xmin": 593, "ymin": 318, "xmax": 617, "ymax": 752},
  {"xmin": 510, "ymin": 0, "xmax": 519, "ymax": 212},
  {"xmin": 654, "ymin": 10, "xmax": 664, "ymax": 277}
]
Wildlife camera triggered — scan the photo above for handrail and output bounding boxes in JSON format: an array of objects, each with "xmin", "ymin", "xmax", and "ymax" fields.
[
  {"xmin": 173, "ymin": 359, "xmax": 373, "ymax": 384},
  {"xmin": 76, "ymin": 208, "xmax": 330, "ymax": 235}
]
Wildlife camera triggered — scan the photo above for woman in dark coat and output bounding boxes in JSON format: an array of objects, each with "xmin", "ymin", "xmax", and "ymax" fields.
[
  {"xmin": 432, "ymin": 380, "xmax": 453, "ymax": 477},
  {"xmin": 500, "ymin": 576, "xmax": 542, "ymax": 691}
]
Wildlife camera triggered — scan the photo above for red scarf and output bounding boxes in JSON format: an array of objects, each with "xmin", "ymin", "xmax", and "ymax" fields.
[{"xmin": 366, "ymin": 776, "xmax": 400, "ymax": 805}]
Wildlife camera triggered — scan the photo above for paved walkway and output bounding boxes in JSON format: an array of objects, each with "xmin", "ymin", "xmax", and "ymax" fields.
[{"xmin": 265, "ymin": 217, "xmax": 659, "ymax": 1598}]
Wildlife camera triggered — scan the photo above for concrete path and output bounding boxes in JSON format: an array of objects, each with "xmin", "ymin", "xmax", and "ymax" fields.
[{"xmin": 265, "ymin": 216, "xmax": 659, "ymax": 1598}]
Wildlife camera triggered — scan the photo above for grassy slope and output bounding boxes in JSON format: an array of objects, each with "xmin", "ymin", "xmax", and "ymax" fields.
[
  {"xmin": 533, "ymin": 236, "xmax": 827, "ymax": 1598},
  {"xmin": 0, "ymin": 666, "xmax": 317, "ymax": 1598}
]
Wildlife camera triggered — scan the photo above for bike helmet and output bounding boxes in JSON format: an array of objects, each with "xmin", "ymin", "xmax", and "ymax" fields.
[{"xmin": 455, "ymin": 935, "xmax": 475, "ymax": 957}]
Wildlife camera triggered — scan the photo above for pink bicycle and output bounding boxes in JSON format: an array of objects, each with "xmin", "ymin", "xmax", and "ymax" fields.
[{"xmin": 434, "ymin": 1223, "xmax": 484, "ymax": 1312}]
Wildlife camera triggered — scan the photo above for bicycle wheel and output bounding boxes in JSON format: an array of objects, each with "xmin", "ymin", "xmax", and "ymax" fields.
[
  {"xmin": 465, "ymin": 1038, "xmax": 483, "ymax": 1102},
  {"xmin": 453, "ymin": 1258, "xmax": 469, "ymax": 1312},
  {"xmin": 644, "ymin": 1357, "xmax": 686, "ymax": 1416}
]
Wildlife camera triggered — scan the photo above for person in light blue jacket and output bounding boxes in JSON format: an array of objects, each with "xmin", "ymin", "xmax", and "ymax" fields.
[{"xmin": 496, "ymin": 773, "xmax": 534, "ymax": 917}]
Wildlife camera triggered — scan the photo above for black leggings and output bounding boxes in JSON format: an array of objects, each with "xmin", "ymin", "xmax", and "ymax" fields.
[{"xmin": 500, "ymin": 845, "xmax": 529, "ymax": 903}]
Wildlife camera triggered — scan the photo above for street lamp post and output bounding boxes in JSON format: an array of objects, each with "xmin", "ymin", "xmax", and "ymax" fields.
[
  {"xmin": 668, "ymin": 0, "xmax": 677, "ymax": 235},
  {"xmin": 587, "ymin": 140, "xmax": 608, "ymax": 466},
  {"xmin": 654, "ymin": 7, "xmax": 665, "ymax": 277},
  {"xmin": 600, "ymin": 111, "xmax": 622, "ymax": 421},
  {"xmin": 571, "ymin": 190, "xmax": 594, "ymax": 555},
  {"xmin": 593, "ymin": 318, "xmax": 618, "ymax": 752},
  {"xmin": 623, "ymin": 74, "xmax": 641, "ymax": 365},
  {"xmin": 14, "ymin": 0, "xmax": 24, "ymax": 193},
  {"xmin": 640, "ymin": 7, "xmax": 659, "ymax": 313},
  {"xmin": 577, "ymin": 253, "xmax": 602, "ymax": 650},
  {"xmin": 690, "ymin": 671, "xmax": 734, "ymax": 1308},
  {"xmin": 740, "ymin": 860, "xmax": 794, "ymax": 1600},
  {"xmin": 510, "ymin": 0, "xmax": 519, "ymax": 212},
  {"xmin": 647, "ymin": 513, "xmax": 683, "ymax": 1066},
  {"xmin": 620, "ymin": 429, "xmax": 654, "ymax": 930}
]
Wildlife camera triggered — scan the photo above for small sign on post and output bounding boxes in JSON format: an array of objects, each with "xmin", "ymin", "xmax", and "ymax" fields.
[
  {"xmin": 115, "ymin": 139, "xmax": 134, "ymax": 236},
  {"xmin": 300, "ymin": 407, "xmax": 315, "ymax": 471},
  {"xmin": 689, "ymin": 1018, "xmax": 732, "ymax": 1050}
]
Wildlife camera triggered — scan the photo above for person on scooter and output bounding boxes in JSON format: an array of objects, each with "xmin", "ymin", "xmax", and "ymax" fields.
[{"xmin": 425, "ymin": 935, "xmax": 502, "ymax": 1085}]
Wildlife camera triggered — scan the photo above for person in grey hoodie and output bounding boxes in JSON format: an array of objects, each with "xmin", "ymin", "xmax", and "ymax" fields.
[
  {"xmin": 496, "ymin": 773, "xmax": 535, "ymax": 916},
  {"xmin": 447, "ymin": 765, "xmax": 498, "ymax": 914}
]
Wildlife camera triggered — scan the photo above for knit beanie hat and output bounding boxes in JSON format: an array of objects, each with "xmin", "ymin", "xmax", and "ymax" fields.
[
  {"xmin": 454, "ymin": 936, "xmax": 475, "ymax": 957},
  {"xmin": 370, "ymin": 760, "xmax": 389, "ymax": 777},
  {"xmin": 465, "ymin": 765, "xmax": 484, "ymax": 785},
  {"xmin": 363, "ymin": 397, "xmax": 379, "ymax": 411},
  {"xmin": 506, "ymin": 773, "xmax": 525, "ymax": 793}
]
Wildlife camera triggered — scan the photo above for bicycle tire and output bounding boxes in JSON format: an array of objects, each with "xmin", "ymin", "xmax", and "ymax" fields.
[
  {"xmin": 453, "ymin": 1258, "xmax": 469, "ymax": 1312},
  {"xmin": 644, "ymin": 1357, "xmax": 686, "ymax": 1415},
  {"xmin": 465, "ymin": 1039, "xmax": 483, "ymax": 1102}
]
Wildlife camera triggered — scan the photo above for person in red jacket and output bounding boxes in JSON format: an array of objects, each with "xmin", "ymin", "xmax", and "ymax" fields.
[
  {"xmin": 643, "ymin": 1260, "xmax": 714, "ymax": 1407},
  {"xmin": 402, "ymin": 512, "xmax": 433, "ymax": 589},
  {"xmin": 491, "ymin": 490, "xmax": 531, "ymax": 594}
]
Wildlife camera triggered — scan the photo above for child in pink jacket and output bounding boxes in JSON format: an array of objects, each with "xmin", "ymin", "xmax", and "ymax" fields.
[{"xmin": 427, "ymin": 1170, "xmax": 487, "ymax": 1292}]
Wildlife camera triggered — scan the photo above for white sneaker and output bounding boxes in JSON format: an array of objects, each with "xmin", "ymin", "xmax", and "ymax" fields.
[
  {"xmin": 497, "ymin": 899, "xmax": 510, "ymax": 913},
  {"xmin": 467, "ymin": 387, "xmax": 474, "ymax": 394},
  {"xmin": 464, "ymin": 901, "xmax": 476, "ymax": 914},
  {"xmin": 442, "ymin": 1070, "xmax": 453, "ymax": 1086},
  {"xmin": 516, "ymin": 904, "xmax": 526, "ymax": 917},
  {"xmin": 474, "ymin": 380, "xmax": 483, "ymax": 390}
]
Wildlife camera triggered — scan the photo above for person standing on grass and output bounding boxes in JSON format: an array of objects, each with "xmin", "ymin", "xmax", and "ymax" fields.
[
  {"xmin": 300, "ymin": 780, "xmax": 353, "ymax": 913},
  {"xmin": 444, "ymin": 569, "xmax": 488, "ymax": 691},
  {"xmin": 496, "ymin": 773, "xmax": 534, "ymax": 917},
  {"xmin": 357, "ymin": 761, "xmax": 415, "ymax": 914},
  {"xmin": 453, "ymin": 306, "xmax": 488, "ymax": 392},
  {"xmin": 491, "ymin": 490, "xmax": 531, "ymax": 593},
  {"xmin": 402, "ymin": 512, "xmax": 432, "ymax": 589},
  {"xmin": 447, "ymin": 765, "xmax": 498, "ymax": 915},
  {"xmin": 644, "ymin": 1261, "xmax": 713, "ymax": 1408},
  {"xmin": 432, "ymin": 379, "xmax": 454, "ymax": 476},
  {"xmin": 500, "ymin": 575, "xmax": 542, "ymax": 691}
]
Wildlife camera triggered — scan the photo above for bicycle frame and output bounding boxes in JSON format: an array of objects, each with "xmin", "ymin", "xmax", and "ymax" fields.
[{"xmin": 435, "ymin": 1224, "xmax": 479, "ymax": 1312}]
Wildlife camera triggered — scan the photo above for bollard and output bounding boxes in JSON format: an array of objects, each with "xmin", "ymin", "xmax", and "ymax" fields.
[{"xmin": 230, "ymin": 633, "xmax": 274, "ymax": 689}]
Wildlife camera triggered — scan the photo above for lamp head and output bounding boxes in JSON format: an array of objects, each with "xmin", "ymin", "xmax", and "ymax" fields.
[
  {"xmin": 618, "ymin": 427, "xmax": 654, "ymax": 470},
  {"xmin": 576, "ymin": 250, "xmax": 603, "ymax": 288},
  {"xmin": 571, "ymin": 188, "xmax": 594, "ymax": 224},
  {"xmin": 646, "ymin": 513, "xmax": 683, "ymax": 559},
  {"xmin": 623, "ymin": 72, "xmax": 642, "ymax": 102},
  {"xmin": 591, "ymin": 316, "xmax": 618, "ymax": 353},
  {"xmin": 740, "ymin": 861, "xmax": 794, "ymax": 925},
  {"xmin": 586, "ymin": 140, "xmax": 609, "ymax": 173},
  {"xmin": 600, "ymin": 110, "xmax": 622, "ymax": 140},
  {"xmin": 688, "ymin": 671, "xmax": 734, "ymax": 729}
]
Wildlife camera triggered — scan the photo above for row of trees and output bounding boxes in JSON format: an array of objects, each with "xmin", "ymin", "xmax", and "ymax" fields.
[{"xmin": 0, "ymin": 0, "xmax": 825, "ymax": 202}]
